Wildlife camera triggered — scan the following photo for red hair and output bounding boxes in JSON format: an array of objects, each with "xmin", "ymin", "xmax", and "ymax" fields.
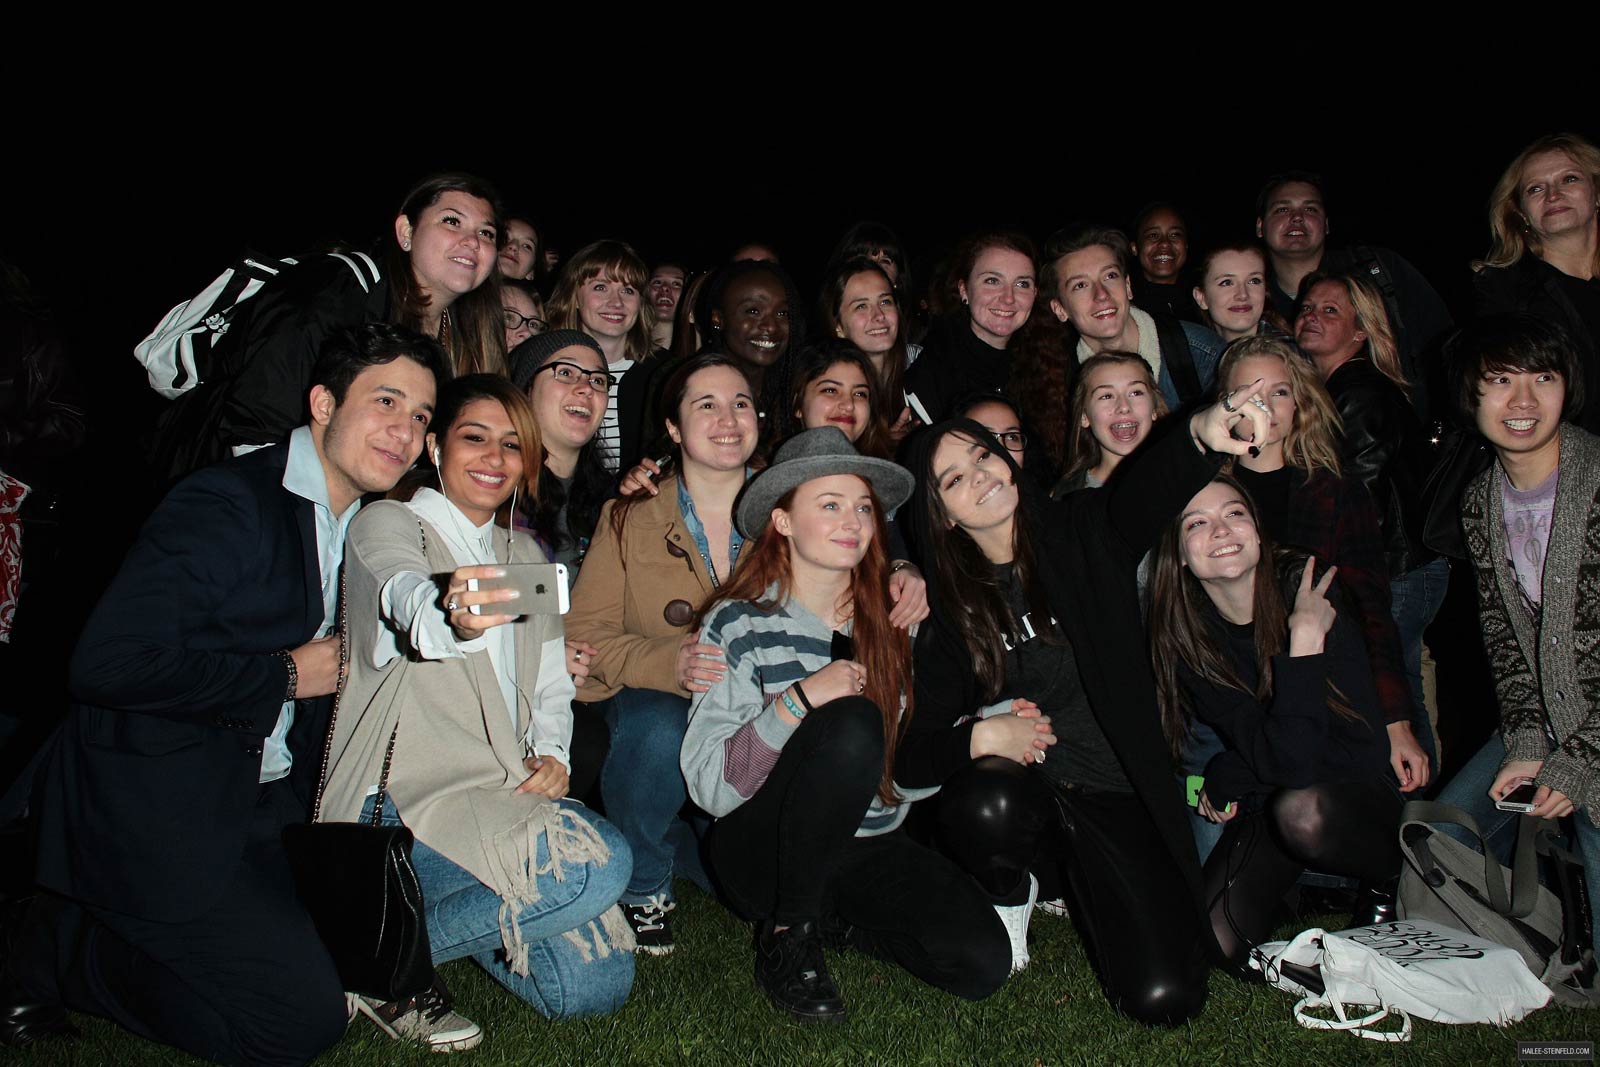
[{"xmin": 696, "ymin": 480, "xmax": 912, "ymax": 804}]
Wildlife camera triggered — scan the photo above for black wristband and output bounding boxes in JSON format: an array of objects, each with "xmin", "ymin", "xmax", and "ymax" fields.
[{"xmin": 793, "ymin": 682, "xmax": 816, "ymax": 714}]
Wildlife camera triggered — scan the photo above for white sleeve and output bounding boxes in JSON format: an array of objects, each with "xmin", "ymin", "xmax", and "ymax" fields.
[
  {"xmin": 525, "ymin": 631, "xmax": 575, "ymax": 768},
  {"xmin": 374, "ymin": 570, "xmax": 487, "ymax": 669}
]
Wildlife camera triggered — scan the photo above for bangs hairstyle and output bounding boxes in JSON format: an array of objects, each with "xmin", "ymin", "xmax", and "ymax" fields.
[
  {"xmin": 1040, "ymin": 223, "xmax": 1133, "ymax": 300},
  {"xmin": 1299, "ymin": 271, "xmax": 1408, "ymax": 397},
  {"xmin": 782, "ymin": 341, "xmax": 893, "ymax": 459},
  {"xmin": 827, "ymin": 221, "xmax": 914, "ymax": 301},
  {"xmin": 694, "ymin": 479, "xmax": 912, "ymax": 806},
  {"xmin": 1475, "ymin": 133, "xmax": 1600, "ymax": 274},
  {"xmin": 910, "ymin": 420, "xmax": 1056, "ymax": 704},
  {"xmin": 387, "ymin": 172, "xmax": 509, "ymax": 379},
  {"xmin": 545, "ymin": 239, "xmax": 657, "ymax": 365},
  {"xmin": 1062, "ymin": 352, "xmax": 1167, "ymax": 484},
  {"xmin": 1446, "ymin": 313, "xmax": 1585, "ymax": 425},
  {"xmin": 1213, "ymin": 336, "xmax": 1343, "ymax": 477},
  {"xmin": 817, "ymin": 256, "xmax": 910, "ymax": 406},
  {"xmin": 1148, "ymin": 472, "xmax": 1362, "ymax": 762}
]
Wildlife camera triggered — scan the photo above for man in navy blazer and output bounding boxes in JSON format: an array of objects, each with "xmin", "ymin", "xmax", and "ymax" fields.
[{"xmin": 2, "ymin": 324, "xmax": 444, "ymax": 1065}]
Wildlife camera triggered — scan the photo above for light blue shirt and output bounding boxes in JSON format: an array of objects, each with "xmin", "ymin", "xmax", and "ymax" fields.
[
  {"xmin": 678, "ymin": 472, "xmax": 745, "ymax": 589},
  {"xmin": 259, "ymin": 426, "xmax": 359, "ymax": 783}
]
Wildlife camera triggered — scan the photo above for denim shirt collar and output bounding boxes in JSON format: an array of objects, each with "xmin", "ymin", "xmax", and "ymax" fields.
[{"xmin": 677, "ymin": 472, "xmax": 746, "ymax": 587}]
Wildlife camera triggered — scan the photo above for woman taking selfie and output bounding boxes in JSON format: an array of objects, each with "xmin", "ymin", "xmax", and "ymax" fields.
[
  {"xmin": 681, "ymin": 428, "xmax": 1009, "ymax": 1022},
  {"xmin": 319, "ymin": 375, "xmax": 634, "ymax": 1049}
]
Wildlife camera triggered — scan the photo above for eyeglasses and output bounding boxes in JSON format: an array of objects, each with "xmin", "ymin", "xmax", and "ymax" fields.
[
  {"xmin": 543, "ymin": 361, "xmax": 615, "ymax": 394},
  {"xmin": 503, "ymin": 309, "xmax": 548, "ymax": 335},
  {"xmin": 990, "ymin": 430, "xmax": 1027, "ymax": 453}
]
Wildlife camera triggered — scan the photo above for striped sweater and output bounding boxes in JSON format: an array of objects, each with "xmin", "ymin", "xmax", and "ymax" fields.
[{"xmin": 680, "ymin": 585, "xmax": 932, "ymax": 835}]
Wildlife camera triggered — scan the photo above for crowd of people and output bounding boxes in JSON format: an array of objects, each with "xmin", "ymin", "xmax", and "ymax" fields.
[{"xmin": 2, "ymin": 131, "xmax": 1598, "ymax": 1063}]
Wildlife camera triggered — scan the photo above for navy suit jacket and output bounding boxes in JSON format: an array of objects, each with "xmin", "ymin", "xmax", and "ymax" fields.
[{"xmin": 36, "ymin": 444, "xmax": 333, "ymax": 923}]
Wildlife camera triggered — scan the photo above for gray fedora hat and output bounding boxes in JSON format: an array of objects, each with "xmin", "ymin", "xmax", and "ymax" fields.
[{"xmin": 735, "ymin": 427, "xmax": 915, "ymax": 539}]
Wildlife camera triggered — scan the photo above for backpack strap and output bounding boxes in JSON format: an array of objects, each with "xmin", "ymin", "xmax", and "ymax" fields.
[{"xmin": 1152, "ymin": 311, "xmax": 1200, "ymax": 405}]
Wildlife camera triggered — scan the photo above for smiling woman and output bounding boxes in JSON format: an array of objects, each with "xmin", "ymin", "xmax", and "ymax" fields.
[
  {"xmin": 565, "ymin": 355, "xmax": 762, "ymax": 956},
  {"xmin": 320, "ymin": 373, "xmax": 636, "ymax": 1047},
  {"xmin": 150, "ymin": 173, "xmax": 510, "ymax": 482}
]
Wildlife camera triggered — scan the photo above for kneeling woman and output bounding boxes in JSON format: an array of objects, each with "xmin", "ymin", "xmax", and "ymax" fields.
[
  {"xmin": 681, "ymin": 428, "xmax": 1011, "ymax": 1022},
  {"xmin": 897, "ymin": 389, "xmax": 1270, "ymax": 1025},
  {"xmin": 320, "ymin": 375, "xmax": 634, "ymax": 1045},
  {"xmin": 1148, "ymin": 475, "xmax": 1402, "ymax": 969}
]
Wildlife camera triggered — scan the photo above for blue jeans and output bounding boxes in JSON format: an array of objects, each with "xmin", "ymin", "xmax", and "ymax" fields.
[
  {"xmin": 1389, "ymin": 557, "xmax": 1450, "ymax": 769},
  {"xmin": 1436, "ymin": 733, "xmax": 1600, "ymax": 959},
  {"xmin": 597, "ymin": 688, "xmax": 709, "ymax": 904},
  {"xmin": 364, "ymin": 795, "xmax": 634, "ymax": 1019}
]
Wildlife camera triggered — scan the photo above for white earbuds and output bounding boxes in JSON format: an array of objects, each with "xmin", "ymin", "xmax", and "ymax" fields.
[{"xmin": 433, "ymin": 446, "xmax": 441, "ymax": 465}]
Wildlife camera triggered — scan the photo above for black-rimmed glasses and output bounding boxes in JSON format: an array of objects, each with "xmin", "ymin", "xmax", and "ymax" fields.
[
  {"xmin": 991, "ymin": 430, "xmax": 1027, "ymax": 453},
  {"xmin": 503, "ymin": 309, "xmax": 548, "ymax": 335},
  {"xmin": 544, "ymin": 361, "xmax": 615, "ymax": 394}
]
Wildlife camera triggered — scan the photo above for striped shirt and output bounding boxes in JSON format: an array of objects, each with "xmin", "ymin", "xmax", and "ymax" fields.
[{"xmin": 680, "ymin": 585, "xmax": 932, "ymax": 835}]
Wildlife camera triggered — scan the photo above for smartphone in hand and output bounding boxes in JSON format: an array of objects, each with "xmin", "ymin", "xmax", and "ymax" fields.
[
  {"xmin": 468, "ymin": 563, "xmax": 570, "ymax": 616},
  {"xmin": 1494, "ymin": 780, "xmax": 1539, "ymax": 814}
]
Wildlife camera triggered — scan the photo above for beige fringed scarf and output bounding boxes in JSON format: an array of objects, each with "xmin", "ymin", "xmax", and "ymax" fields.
[{"xmin": 317, "ymin": 501, "xmax": 634, "ymax": 972}]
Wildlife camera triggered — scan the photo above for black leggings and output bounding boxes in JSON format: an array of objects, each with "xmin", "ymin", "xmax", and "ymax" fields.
[
  {"xmin": 1204, "ymin": 780, "xmax": 1403, "ymax": 969},
  {"xmin": 934, "ymin": 758, "xmax": 1208, "ymax": 1026},
  {"xmin": 709, "ymin": 699, "xmax": 1010, "ymax": 1001}
]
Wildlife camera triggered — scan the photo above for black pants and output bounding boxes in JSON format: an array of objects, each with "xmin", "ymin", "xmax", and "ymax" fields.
[
  {"xmin": 1205, "ymin": 780, "xmax": 1403, "ymax": 968},
  {"xmin": 13, "ymin": 778, "xmax": 346, "ymax": 1066},
  {"xmin": 933, "ymin": 758, "xmax": 1209, "ymax": 1026},
  {"xmin": 709, "ymin": 698, "xmax": 1010, "ymax": 1001}
]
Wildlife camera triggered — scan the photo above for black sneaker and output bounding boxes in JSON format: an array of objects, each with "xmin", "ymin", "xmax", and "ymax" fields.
[
  {"xmin": 622, "ymin": 895, "xmax": 677, "ymax": 955},
  {"xmin": 755, "ymin": 920, "xmax": 846, "ymax": 1023}
]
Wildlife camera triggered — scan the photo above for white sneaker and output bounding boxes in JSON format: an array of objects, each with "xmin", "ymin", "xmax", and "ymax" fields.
[
  {"xmin": 994, "ymin": 873, "xmax": 1038, "ymax": 973},
  {"xmin": 353, "ymin": 978, "xmax": 483, "ymax": 1053},
  {"xmin": 1037, "ymin": 897, "xmax": 1070, "ymax": 918}
]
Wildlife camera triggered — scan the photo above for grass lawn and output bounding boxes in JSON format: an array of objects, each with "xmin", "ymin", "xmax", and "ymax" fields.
[{"xmin": 24, "ymin": 885, "xmax": 1600, "ymax": 1066}]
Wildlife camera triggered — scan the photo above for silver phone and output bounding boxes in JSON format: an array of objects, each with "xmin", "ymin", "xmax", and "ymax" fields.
[{"xmin": 467, "ymin": 563, "xmax": 570, "ymax": 616}]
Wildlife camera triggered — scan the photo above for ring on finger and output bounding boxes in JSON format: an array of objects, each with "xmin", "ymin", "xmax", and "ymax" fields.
[
  {"xmin": 446, "ymin": 598, "xmax": 460, "ymax": 612},
  {"xmin": 1221, "ymin": 391, "xmax": 1237, "ymax": 413}
]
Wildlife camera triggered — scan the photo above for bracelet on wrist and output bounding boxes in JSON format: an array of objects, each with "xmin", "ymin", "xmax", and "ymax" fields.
[
  {"xmin": 793, "ymin": 682, "xmax": 816, "ymax": 714},
  {"xmin": 277, "ymin": 649, "xmax": 298, "ymax": 700},
  {"xmin": 781, "ymin": 689, "xmax": 806, "ymax": 720}
]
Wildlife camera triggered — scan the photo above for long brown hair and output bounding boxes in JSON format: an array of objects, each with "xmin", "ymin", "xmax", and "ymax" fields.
[
  {"xmin": 1148, "ymin": 472, "xmax": 1363, "ymax": 762},
  {"xmin": 910, "ymin": 422, "xmax": 1057, "ymax": 704},
  {"xmin": 818, "ymin": 257, "xmax": 911, "ymax": 408},
  {"xmin": 781, "ymin": 342, "xmax": 893, "ymax": 459},
  {"xmin": 386, "ymin": 173, "xmax": 509, "ymax": 378},
  {"xmin": 694, "ymin": 481, "xmax": 911, "ymax": 805}
]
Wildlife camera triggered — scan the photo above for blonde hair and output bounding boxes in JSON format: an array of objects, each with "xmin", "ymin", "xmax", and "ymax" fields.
[
  {"xmin": 1215, "ymin": 337, "xmax": 1343, "ymax": 477},
  {"xmin": 1475, "ymin": 133, "xmax": 1600, "ymax": 274},
  {"xmin": 1303, "ymin": 272, "xmax": 1409, "ymax": 399}
]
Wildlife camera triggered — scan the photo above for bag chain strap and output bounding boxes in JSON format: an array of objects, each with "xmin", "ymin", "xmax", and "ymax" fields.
[{"xmin": 307, "ymin": 517, "xmax": 426, "ymax": 826}]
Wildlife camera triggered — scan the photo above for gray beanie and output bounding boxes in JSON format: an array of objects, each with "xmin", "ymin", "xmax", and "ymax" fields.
[{"xmin": 509, "ymin": 330, "xmax": 607, "ymax": 391}]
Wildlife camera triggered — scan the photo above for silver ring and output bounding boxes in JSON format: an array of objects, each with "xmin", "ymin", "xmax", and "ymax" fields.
[
  {"xmin": 446, "ymin": 599, "xmax": 459, "ymax": 612},
  {"xmin": 573, "ymin": 649, "xmax": 583, "ymax": 661},
  {"xmin": 856, "ymin": 679, "xmax": 865, "ymax": 693},
  {"xmin": 1221, "ymin": 392, "xmax": 1237, "ymax": 413}
]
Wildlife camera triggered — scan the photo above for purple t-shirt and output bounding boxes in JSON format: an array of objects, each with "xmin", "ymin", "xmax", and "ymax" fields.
[{"xmin": 1502, "ymin": 467, "xmax": 1558, "ymax": 615}]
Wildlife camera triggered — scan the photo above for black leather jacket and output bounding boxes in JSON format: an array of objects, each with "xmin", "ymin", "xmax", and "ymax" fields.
[{"xmin": 1325, "ymin": 357, "xmax": 1438, "ymax": 578}]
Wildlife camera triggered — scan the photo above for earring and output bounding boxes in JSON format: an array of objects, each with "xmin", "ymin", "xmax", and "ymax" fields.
[{"xmin": 403, "ymin": 241, "xmax": 412, "ymax": 250}]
